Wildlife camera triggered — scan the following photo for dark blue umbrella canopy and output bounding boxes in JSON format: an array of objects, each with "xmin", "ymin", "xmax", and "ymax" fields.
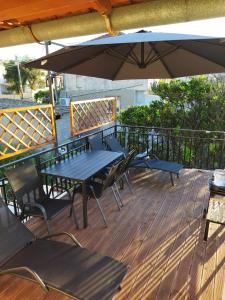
[{"xmin": 26, "ymin": 31, "xmax": 225, "ymax": 80}]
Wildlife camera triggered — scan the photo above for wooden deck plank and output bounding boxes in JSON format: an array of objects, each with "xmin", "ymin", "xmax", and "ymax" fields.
[
  {"xmin": 168, "ymin": 173, "xmax": 208, "ymax": 300},
  {"xmin": 214, "ymin": 224, "xmax": 225, "ymax": 300},
  {"xmin": 0, "ymin": 169, "xmax": 225, "ymax": 300},
  {"xmin": 138, "ymin": 170, "xmax": 200, "ymax": 300},
  {"xmin": 200, "ymin": 229, "xmax": 217, "ymax": 300},
  {"xmin": 184, "ymin": 177, "xmax": 210, "ymax": 300},
  {"xmin": 155, "ymin": 171, "xmax": 200, "ymax": 300}
]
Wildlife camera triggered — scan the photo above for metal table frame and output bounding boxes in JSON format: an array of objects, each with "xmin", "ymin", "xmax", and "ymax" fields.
[{"xmin": 41, "ymin": 150, "xmax": 122, "ymax": 228}]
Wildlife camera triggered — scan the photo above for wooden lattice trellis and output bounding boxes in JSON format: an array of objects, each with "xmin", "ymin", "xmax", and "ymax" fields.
[
  {"xmin": 0, "ymin": 104, "xmax": 56, "ymax": 160},
  {"xmin": 70, "ymin": 97, "xmax": 116, "ymax": 135}
]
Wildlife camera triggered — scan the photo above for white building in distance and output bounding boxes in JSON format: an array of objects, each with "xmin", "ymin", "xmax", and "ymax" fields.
[
  {"xmin": 60, "ymin": 74, "xmax": 160, "ymax": 111},
  {"xmin": 0, "ymin": 60, "xmax": 8, "ymax": 94}
]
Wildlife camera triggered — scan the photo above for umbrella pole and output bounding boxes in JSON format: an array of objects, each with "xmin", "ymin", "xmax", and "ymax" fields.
[
  {"xmin": 45, "ymin": 41, "xmax": 59, "ymax": 151},
  {"xmin": 45, "ymin": 41, "xmax": 55, "ymax": 107}
]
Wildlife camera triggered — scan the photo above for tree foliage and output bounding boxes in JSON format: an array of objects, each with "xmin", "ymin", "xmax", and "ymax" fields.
[
  {"xmin": 4, "ymin": 60, "xmax": 27, "ymax": 95},
  {"xmin": 34, "ymin": 89, "xmax": 49, "ymax": 103},
  {"xmin": 119, "ymin": 76, "xmax": 225, "ymax": 131},
  {"xmin": 3, "ymin": 58, "xmax": 45, "ymax": 97}
]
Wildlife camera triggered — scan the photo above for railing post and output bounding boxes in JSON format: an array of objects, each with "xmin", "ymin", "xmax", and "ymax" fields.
[
  {"xmin": 114, "ymin": 124, "xmax": 117, "ymax": 138},
  {"xmin": 12, "ymin": 195, "xmax": 18, "ymax": 216},
  {"xmin": 101, "ymin": 130, "xmax": 104, "ymax": 144},
  {"xmin": 166, "ymin": 130, "xmax": 170, "ymax": 161},
  {"xmin": 35, "ymin": 156, "xmax": 41, "ymax": 171},
  {"xmin": 86, "ymin": 136, "xmax": 90, "ymax": 150},
  {"xmin": 125, "ymin": 126, "xmax": 128, "ymax": 149},
  {"xmin": 0, "ymin": 181, "xmax": 6, "ymax": 203}
]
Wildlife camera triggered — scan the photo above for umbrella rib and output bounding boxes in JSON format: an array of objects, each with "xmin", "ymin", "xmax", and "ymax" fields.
[
  {"xmin": 26, "ymin": 45, "xmax": 86, "ymax": 67},
  {"xmin": 144, "ymin": 46, "xmax": 154, "ymax": 65},
  {"xmin": 187, "ymin": 39, "xmax": 225, "ymax": 48},
  {"xmin": 166, "ymin": 41, "xmax": 225, "ymax": 69},
  {"xmin": 105, "ymin": 46, "xmax": 138, "ymax": 65},
  {"xmin": 150, "ymin": 43, "xmax": 174, "ymax": 78},
  {"xmin": 145, "ymin": 43, "xmax": 180, "ymax": 66},
  {"xmin": 57, "ymin": 46, "xmax": 109, "ymax": 72},
  {"xmin": 128, "ymin": 45, "xmax": 141, "ymax": 64},
  {"xmin": 112, "ymin": 43, "xmax": 137, "ymax": 80}
]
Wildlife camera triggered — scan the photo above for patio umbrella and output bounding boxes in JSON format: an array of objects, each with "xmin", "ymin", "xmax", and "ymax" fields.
[{"xmin": 26, "ymin": 31, "xmax": 225, "ymax": 79}]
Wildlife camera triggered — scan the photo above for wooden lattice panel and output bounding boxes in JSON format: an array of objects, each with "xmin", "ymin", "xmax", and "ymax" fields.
[
  {"xmin": 70, "ymin": 97, "xmax": 116, "ymax": 135},
  {"xmin": 0, "ymin": 104, "xmax": 56, "ymax": 160}
]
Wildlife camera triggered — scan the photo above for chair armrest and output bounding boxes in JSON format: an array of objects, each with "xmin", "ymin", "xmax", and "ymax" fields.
[
  {"xmin": 47, "ymin": 184, "xmax": 72, "ymax": 201},
  {"xmin": 23, "ymin": 203, "xmax": 48, "ymax": 220},
  {"xmin": 135, "ymin": 152, "xmax": 149, "ymax": 159},
  {"xmin": 0, "ymin": 266, "xmax": 48, "ymax": 292},
  {"xmin": 40, "ymin": 231, "xmax": 82, "ymax": 247}
]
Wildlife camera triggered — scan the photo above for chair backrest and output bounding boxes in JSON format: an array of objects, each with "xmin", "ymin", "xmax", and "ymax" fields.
[
  {"xmin": 88, "ymin": 135, "xmax": 105, "ymax": 151},
  {"xmin": 5, "ymin": 162, "xmax": 46, "ymax": 210},
  {"xmin": 103, "ymin": 162, "xmax": 122, "ymax": 190},
  {"xmin": 0, "ymin": 200, "xmax": 34, "ymax": 266},
  {"xmin": 105, "ymin": 136, "xmax": 128, "ymax": 155},
  {"xmin": 118, "ymin": 149, "xmax": 136, "ymax": 174}
]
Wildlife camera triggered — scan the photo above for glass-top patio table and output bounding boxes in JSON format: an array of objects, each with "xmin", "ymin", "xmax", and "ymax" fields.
[{"xmin": 41, "ymin": 150, "xmax": 123, "ymax": 228}]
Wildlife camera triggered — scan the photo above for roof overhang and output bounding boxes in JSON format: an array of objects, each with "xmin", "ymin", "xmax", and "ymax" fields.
[{"xmin": 0, "ymin": 0, "xmax": 225, "ymax": 48}]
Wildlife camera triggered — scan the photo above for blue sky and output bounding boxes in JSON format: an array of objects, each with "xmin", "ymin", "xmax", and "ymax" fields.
[{"xmin": 0, "ymin": 17, "xmax": 225, "ymax": 60}]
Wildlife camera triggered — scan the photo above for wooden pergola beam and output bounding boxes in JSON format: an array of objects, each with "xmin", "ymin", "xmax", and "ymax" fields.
[
  {"xmin": 93, "ymin": 0, "xmax": 112, "ymax": 14},
  {"xmin": 0, "ymin": 0, "xmax": 94, "ymax": 22},
  {"xmin": 0, "ymin": 0, "xmax": 225, "ymax": 47}
]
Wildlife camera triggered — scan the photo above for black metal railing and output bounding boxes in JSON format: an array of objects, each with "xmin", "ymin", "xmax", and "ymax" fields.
[
  {"xmin": 1, "ymin": 123, "xmax": 225, "ymax": 215},
  {"xmin": 116, "ymin": 125, "xmax": 225, "ymax": 170}
]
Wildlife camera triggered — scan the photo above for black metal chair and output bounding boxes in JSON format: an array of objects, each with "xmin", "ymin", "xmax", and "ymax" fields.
[
  {"xmin": 5, "ymin": 162, "xmax": 79, "ymax": 234},
  {"xmin": 115, "ymin": 149, "xmax": 136, "ymax": 194},
  {"xmin": 73, "ymin": 162, "xmax": 123, "ymax": 227},
  {"xmin": 0, "ymin": 200, "xmax": 127, "ymax": 300},
  {"xmin": 105, "ymin": 135, "xmax": 183, "ymax": 186},
  {"xmin": 92, "ymin": 151, "xmax": 136, "ymax": 208},
  {"xmin": 88, "ymin": 135, "xmax": 105, "ymax": 150}
]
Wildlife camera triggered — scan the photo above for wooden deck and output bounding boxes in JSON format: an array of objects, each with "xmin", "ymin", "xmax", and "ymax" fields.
[{"xmin": 1, "ymin": 168, "xmax": 225, "ymax": 300}]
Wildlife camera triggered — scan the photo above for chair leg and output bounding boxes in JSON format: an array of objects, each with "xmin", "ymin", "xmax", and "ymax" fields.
[
  {"xmin": 124, "ymin": 173, "xmax": 133, "ymax": 194},
  {"xmin": 69, "ymin": 206, "xmax": 72, "ymax": 217},
  {"xmin": 44, "ymin": 218, "xmax": 52, "ymax": 235},
  {"xmin": 111, "ymin": 186, "xmax": 121, "ymax": 210},
  {"xmin": 89, "ymin": 187, "xmax": 108, "ymax": 227},
  {"xmin": 170, "ymin": 172, "xmax": 174, "ymax": 186},
  {"xmin": 204, "ymin": 220, "xmax": 210, "ymax": 241},
  {"xmin": 114, "ymin": 183, "xmax": 124, "ymax": 207},
  {"xmin": 203, "ymin": 208, "xmax": 207, "ymax": 219},
  {"xmin": 71, "ymin": 205, "xmax": 79, "ymax": 229},
  {"xmin": 119, "ymin": 178, "xmax": 124, "ymax": 190},
  {"xmin": 94, "ymin": 196, "xmax": 108, "ymax": 227}
]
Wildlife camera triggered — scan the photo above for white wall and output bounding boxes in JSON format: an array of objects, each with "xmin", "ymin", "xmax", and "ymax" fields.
[
  {"xmin": 64, "ymin": 74, "xmax": 148, "ymax": 92},
  {"xmin": 62, "ymin": 74, "xmax": 150, "ymax": 110}
]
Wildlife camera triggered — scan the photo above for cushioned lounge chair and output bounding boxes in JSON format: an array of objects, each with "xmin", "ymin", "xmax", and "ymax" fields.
[
  {"xmin": 5, "ymin": 162, "xmax": 79, "ymax": 234},
  {"xmin": 88, "ymin": 135, "xmax": 105, "ymax": 150},
  {"xmin": 105, "ymin": 136, "xmax": 183, "ymax": 186},
  {"xmin": 0, "ymin": 201, "xmax": 127, "ymax": 300}
]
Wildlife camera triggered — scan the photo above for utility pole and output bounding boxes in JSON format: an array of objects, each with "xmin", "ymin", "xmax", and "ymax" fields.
[{"xmin": 15, "ymin": 57, "xmax": 24, "ymax": 99}]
